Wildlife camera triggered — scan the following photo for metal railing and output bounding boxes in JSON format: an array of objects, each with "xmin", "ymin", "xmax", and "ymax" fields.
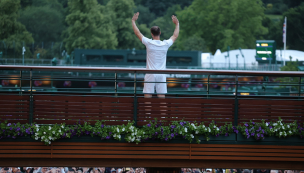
[{"xmin": 0, "ymin": 65, "xmax": 304, "ymax": 126}]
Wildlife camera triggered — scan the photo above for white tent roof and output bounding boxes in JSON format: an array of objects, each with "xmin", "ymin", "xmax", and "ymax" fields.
[{"xmin": 201, "ymin": 49, "xmax": 304, "ymax": 65}]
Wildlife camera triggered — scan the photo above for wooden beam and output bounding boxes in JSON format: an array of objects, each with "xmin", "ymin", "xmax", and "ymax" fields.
[{"xmin": 0, "ymin": 158, "xmax": 304, "ymax": 169}]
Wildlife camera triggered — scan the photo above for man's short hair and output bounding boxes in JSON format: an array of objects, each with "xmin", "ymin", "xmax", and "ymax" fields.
[{"xmin": 150, "ymin": 26, "xmax": 160, "ymax": 36}]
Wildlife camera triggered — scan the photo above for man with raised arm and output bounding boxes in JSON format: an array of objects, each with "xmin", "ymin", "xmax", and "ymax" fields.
[{"xmin": 132, "ymin": 12, "xmax": 179, "ymax": 98}]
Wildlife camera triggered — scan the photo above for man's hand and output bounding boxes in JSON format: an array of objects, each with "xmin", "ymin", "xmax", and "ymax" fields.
[
  {"xmin": 170, "ymin": 15, "xmax": 179, "ymax": 42},
  {"xmin": 132, "ymin": 12, "xmax": 143, "ymax": 41},
  {"xmin": 172, "ymin": 15, "xmax": 179, "ymax": 25},
  {"xmin": 132, "ymin": 12, "xmax": 139, "ymax": 22}
]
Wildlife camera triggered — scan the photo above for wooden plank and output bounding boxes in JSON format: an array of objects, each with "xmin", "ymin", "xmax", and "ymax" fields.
[
  {"xmin": 137, "ymin": 107, "xmax": 234, "ymax": 111},
  {"xmin": 33, "ymin": 112, "xmax": 133, "ymax": 116},
  {"xmin": 34, "ymin": 96, "xmax": 134, "ymax": 102},
  {"xmin": 52, "ymin": 150, "xmax": 189, "ymax": 155},
  {"xmin": 52, "ymin": 146, "xmax": 189, "ymax": 151},
  {"xmin": 138, "ymin": 98, "xmax": 234, "ymax": 104},
  {"xmin": 34, "ymin": 109, "xmax": 133, "ymax": 114},
  {"xmin": 51, "ymin": 155, "xmax": 188, "ymax": 159},
  {"xmin": 33, "ymin": 120, "xmax": 130, "ymax": 125},
  {"xmin": 239, "ymin": 100, "xmax": 304, "ymax": 105},
  {"xmin": 191, "ymin": 151, "xmax": 304, "ymax": 158},
  {"xmin": 0, "ymin": 95, "xmax": 30, "ymax": 100}
]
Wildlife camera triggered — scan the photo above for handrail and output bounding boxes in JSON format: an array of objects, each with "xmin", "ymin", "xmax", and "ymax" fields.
[{"xmin": 1, "ymin": 65, "xmax": 304, "ymax": 76}]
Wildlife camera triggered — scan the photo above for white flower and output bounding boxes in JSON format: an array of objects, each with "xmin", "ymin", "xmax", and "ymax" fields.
[
  {"xmin": 284, "ymin": 132, "xmax": 287, "ymax": 136},
  {"xmin": 287, "ymin": 125, "xmax": 290, "ymax": 128},
  {"xmin": 52, "ymin": 131, "xmax": 55, "ymax": 134},
  {"xmin": 42, "ymin": 136, "xmax": 44, "ymax": 139},
  {"xmin": 117, "ymin": 128, "xmax": 120, "ymax": 133},
  {"xmin": 143, "ymin": 132, "xmax": 145, "ymax": 134},
  {"xmin": 191, "ymin": 123, "xmax": 196, "ymax": 129},
  {"xmin": 190, "ymin": 134, "xmax": 194, "ymax": 138},
  {"xmin": 195, "ymin": 131, "xmax": 199, "ymax": 134},
  {"xmin": 113, "ymin": 134, "xmax": 116, "ymax": 137},
  {"xmin": 122, "ymin": 128, "xmax": 125, "ymax": 132},
  {"xmin": 289, "ymin": 131, "xmax": 292, "ymax": 134},
  {"xmin": 37, "ymin": 128, "xmax": 39, "ymax": 132},
  {"xmin": 216, "ymin": 127, "xmax": 219, "ymax": 131},
  {"xmin": 36, "ymin": 124, "xmax": 39, "ymax": 128},
  {"xmin": 35, "ymin": 137, "xmax": 38, "ymax": 140},
  {"xmin": 49, "ymin": 126, "xmax": 52, "ymax": 130},
  {"xmin": 61, "ymin": 125, "xmax": 64, "ymax": 128},
  {"xmin": 49, "ymin": 141, "xmax": 51, "ymax": 145},
  {"xmin": 282, "ymin": 126, "xmax": 285, "ymax": 130},
  {"xmin": 184, "ymin": 127, "xmax": 188, "ymax": 132},
  {"xmin": 208, "ymin": 128, "xmax": 211, "ymax": 132},
  {"xmin": 59, "ymin": 129, "xmax": 61, "ymax": 133},
  {"xmin": 43, "ymin": 132, "xmax": 46, "ymax": 134},
  {"xmin": 118, "ymin": 135, "xmax": 121, "ymax": 139},
  {"xmin": 273, "ymin": 123, "xmax": 277, "ymax": 126},
  {"xmin": 179, "ymin": 131, "xmax": 182, "ymax": 134},
  {"xmin": 131, "ymin": 133, "xmax": 134, "ymax": 136},
  {"xmin": 279, "ymin": 132, "xmax": 282, "ymax": 136},
  {"xmin": 213, "ymin": 125, "xmax": 216, "ymax": 128},
  {"xmin": 49, "ymin": 136, "xmax": 52, "ymax": 140},
  {"xmin": 266, "ymin": 122, "xmax": 269, "ymax": 126}
]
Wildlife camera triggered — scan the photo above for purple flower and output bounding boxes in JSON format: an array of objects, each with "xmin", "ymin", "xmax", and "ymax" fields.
[
  {"xmin": 245, "ymin": 128, "xmax": 249, "ymax": 132},
  {"xmin": 252, "ymin": 122, "xmax": 255, "ymax": 125},
  {"xmin": 7, "ymin": 123, "xmax": 11, "ymax": 126},
  {"xmin": 171, "ymin": 125, "xmax": 175, "ymax": 129},
  {"xmin": 244, "ymin": 123, "xmax": 248, "ymax": 127},
  {"xmin": 257, "ymin": 134, "xmax": 260, "ymax": 138},
  {"xmin": 12, "ymin": 136, "xmax": 16, "ymax": 139},
  {"xmin": 251, "ymin": 133, "xmax": 255, "ymax": 136},
  {"xmin": 147, "ymin": 124, "xmax": 151, "ymax": 127},
  {"xmin": 179, "ymin": 122, "xmax": 184, "ymax": 126},
  {"xmin": 262, "ymin": 129, "xmax": 265, "ymax": 133},
  {"xmin": 234, "ymin": 130, "xmax": 239, "ymax": 134},
  {"xmin": 161, "ymin": 128, "xmax": 163, "ymax": 132},
  {"xmin": 155, "ymin": 132, "xmax": 158, "ymax": 135},
  {"xmin": 165, "ymin": 137, "xmax": 168, "ymax": 141},
  {"xmin": 269, "ymin": 126, "xmax": 273, "ymax": 129},
  {"xmin": 10, "ymin": 127, "xmax": 12, "ymax": 130},
  {"xmin": 171, "ymin": 133, "xmax": 174, "ymax": 138},
  {"xmin": 109, "ymin": 132, "xmax": 112, "ymax": 135},
  {"xmin": 101, "ymin": 124, "xmax": 104, "ymax": 128},
  {"xmin": 106, "ymin": 136, "xmax": 110, "ymax": 139},
  {"xmin": 225, "ymin": 133, "xmax": 228, "ymax": 136}
]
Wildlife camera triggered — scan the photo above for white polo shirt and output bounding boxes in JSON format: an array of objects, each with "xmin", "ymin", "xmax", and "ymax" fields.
[{"xmin": 142, "ymin": 36, "xmax": 173, "ymax": 94}]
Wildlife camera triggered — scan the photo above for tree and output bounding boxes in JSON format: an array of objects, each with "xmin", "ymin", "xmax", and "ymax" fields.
[
  {"xmin": 107, "ymin": 0, "xmax": 148, "ymax": 50},
  {"xmin": 134, "ymin": 5, "xmax": 155, "ymax": 26},
  {"xmin": 137, "ymin": 0, "xmax": 193, "ymax": 17},
  {"xmin": 177, "ymin": 0, "xmax": 267, "ymax": 54},
  {"xmin": 64, "ymin": 0, "xmax": 117, "ymax": 54},
  {"xmin": 149, "ymin": 5, "xmax": 181, "ymax": 42},
  {"xmin": 0, "ymin": 0, "xmax": 34, "ymax": 58},
  {"xmin": 177, "ymin": 36, "xmax": 209, "ymax": 52},
  {"xmin": 283, "ymin": 4, "xmax": 304, "ymax": 51},
  {"xmin": 19, "ymin": 5, "xmax": 65, "ymax": 43}
]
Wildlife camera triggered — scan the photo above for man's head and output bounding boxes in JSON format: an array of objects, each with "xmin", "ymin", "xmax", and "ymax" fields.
[{"xmin": 150, "ymin": 26, "xmax": 161, "ymax": 37}]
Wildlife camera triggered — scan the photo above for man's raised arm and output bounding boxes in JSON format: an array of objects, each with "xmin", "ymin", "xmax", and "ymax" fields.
[
  {"xmin": 170, "ymin": 15, "xmax": 179, "ymax": 42},
  {"xmin": 132, "ymin": 12, "xmax": 144, "ymax": 42}
]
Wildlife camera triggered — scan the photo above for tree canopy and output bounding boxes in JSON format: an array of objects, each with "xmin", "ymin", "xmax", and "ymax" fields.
[
  {"xmin": 64, "ymin": 0, "xmax": 117, "ymax": 54},
  {"xmin": 177, "ymin": 0, "xmax": 267, "ymax": 53}
]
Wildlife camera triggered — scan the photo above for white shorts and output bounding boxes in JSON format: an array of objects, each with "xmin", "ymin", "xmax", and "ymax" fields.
[{"xmin": 143, "ymin": 74, "xmax": 167, "ymax": 94}]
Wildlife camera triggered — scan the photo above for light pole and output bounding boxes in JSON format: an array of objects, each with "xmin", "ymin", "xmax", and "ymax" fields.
[
  {"xmin": 22, "ymin": 42, "xmax": 26, "ymax": 65},
  {"xmin": 236, "ymin": 54, "xmax": 239, "ymax": 70},
  {"xmin": 239, "ymin": 48, "xmax": 245, "ymax": 69}
]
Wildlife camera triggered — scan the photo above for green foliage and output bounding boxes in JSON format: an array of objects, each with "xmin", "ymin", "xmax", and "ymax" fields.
[
  {"xmin": 107, "ymin": 0, "xmax": 144, "ymax": 49},
  {"xmin": 283, "ymin": 4, "xmax": 304, "ymax": 51},
  {"xmin": 134, "ymin": 5, "xmax": 155, "ymax": 26},
  {"xmin": 177, "ymin": 0, "xmax": 267, "ymax": 53},
  {"xmin": 1, "ymin": 118, "xmax": 303, "ymax": 145},
  {"xmin": 138, "ymin": 0, "xmax": 193, "ymax": 17},
  {"xmin": 0, "ymin": 0, "xmax": 34, "ymax": 58},
  {"xmin": 238, "ymin": 118, "xmax": 300, "ymax": 140},
  {"xmin": 64, "ymin": 0, "xmax": 117, "ymax": 54},
  {"xmin": 176, "ymin": 36, "xmax": 209, "ymax": 52},
  {"xmin": 149, "ymin": 5, "xmax": 181, "ymax": 41},
  {"xmin": 19, "ymin": 5, "xmax": 65, "ymax": 42}
]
